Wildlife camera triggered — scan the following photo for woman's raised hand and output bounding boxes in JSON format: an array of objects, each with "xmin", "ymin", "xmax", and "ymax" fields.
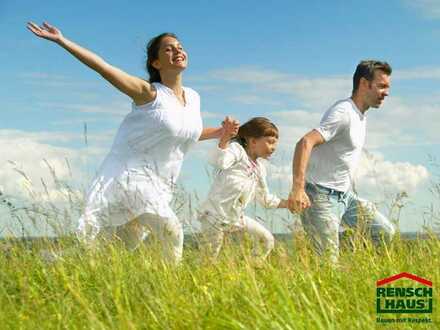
[{"xmin": 27, "ymin": 21, "xmax": 63, "ymax": 43}]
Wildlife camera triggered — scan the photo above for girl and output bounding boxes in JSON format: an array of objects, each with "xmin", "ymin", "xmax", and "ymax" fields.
[
  {"xmin": 27, "ymin": 21, "xmax": 239, "ymax": 264},
  {"xmin": 198, "ymin": 117, "xmax": 288, "ymax": 260}
]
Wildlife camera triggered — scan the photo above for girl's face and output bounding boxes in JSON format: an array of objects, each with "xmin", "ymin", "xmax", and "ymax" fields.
[
  {"xmin": 153, "ymin": 36, "xmax": 188, "ymax": 72},
  {"xmin": 249, "ymin": 135, "xmax": 278, "ymax": 160}
]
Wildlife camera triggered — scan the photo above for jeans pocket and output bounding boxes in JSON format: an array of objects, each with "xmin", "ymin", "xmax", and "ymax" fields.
[{"xmin": 310, "ymin": 191, "xmax": 330, "ymax": 204}]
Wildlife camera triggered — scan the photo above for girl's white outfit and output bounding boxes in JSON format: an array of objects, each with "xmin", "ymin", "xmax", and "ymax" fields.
[
  {"xmin": 77, "ymin": 82, "xmax": 203, "ymax": 262},
  {"xmin": 198, "ymin": 142, "xmax": 281, "ymax": 258}
]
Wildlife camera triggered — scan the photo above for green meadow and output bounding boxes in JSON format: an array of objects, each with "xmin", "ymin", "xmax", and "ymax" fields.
[
  {"xmin": 0, "ymin": 232, "xmax": 438, "ymax": 329},
  {"xmin": 1, "ymin": 164, "xmax": 439, "ymax": 329}
]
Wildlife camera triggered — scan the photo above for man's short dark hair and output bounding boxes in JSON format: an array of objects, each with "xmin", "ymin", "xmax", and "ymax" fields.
[{"xmin": 352, "ymin": 60, "xmax": 392, "ymax": 94}]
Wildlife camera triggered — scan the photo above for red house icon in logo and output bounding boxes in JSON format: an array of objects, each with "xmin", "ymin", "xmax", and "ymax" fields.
[{"xmin": 377, "ymin": 272, "xmax": 432, "ymax": 287}]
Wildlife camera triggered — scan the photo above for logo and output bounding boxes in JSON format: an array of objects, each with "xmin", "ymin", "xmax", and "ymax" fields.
[{"xmin": 376, "ymin": 272, "xmax": 433, "ymax": 324}]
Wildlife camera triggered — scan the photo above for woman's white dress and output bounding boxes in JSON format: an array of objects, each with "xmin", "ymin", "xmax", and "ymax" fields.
[{"xmin": 78, "ymin": 82, "xmax": 203, "ymax": 238}]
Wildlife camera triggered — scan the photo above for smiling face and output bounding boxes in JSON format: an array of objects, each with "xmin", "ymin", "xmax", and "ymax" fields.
[
  {"xmin": 364, "ymin": 70, "xmax": 391, "ymax": 108},
  {"xmin": 248, "ymin": 135, "xmax": 279, "ymax": 160},
  {"xmin": 152, "ymin": 36, "xmax": 188, "ymax": 73}
]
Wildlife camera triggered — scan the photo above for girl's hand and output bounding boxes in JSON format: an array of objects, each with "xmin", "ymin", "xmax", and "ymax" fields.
[{"xmin": 27, "ymin": 21, "xmax": 63, "ymax": 43}]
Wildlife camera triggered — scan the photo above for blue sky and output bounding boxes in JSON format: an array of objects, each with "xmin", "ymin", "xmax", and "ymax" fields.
[{"xmin": 1, "ymin": 0, "xmax": 440, "ymax": 235}]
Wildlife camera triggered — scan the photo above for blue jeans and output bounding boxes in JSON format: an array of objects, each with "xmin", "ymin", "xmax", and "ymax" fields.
[{"xmin": 300, "ymin": 182, "xmax": 395, "ymax": 262}]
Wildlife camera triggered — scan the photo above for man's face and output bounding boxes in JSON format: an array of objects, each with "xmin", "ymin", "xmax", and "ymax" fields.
[{"xmin": 365, "ymin": 70, "xmax": 391, "ymax": 108}]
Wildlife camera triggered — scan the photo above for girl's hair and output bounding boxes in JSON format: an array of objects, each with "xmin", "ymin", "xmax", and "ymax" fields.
[
  {"xmin": 234, "ymin": 117, "xmax": 279, "ymax": 147},
  {"xmin": 145, "ymin": 32, "xmax": 178, "ymax": 83}
]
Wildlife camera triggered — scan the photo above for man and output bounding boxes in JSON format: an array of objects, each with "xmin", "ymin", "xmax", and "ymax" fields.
[{"xmin": 288, "ymin": 60, "xmax": 396, "ymax": 262}]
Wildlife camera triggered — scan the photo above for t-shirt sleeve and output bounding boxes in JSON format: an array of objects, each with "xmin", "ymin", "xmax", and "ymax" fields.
[
  {"xmin": 255, "ymin": 162, "xmax": 281, "ymax": 209},
  {"xmin": 315, "ymin": 105, "xmax": 349, "ymax": 142},
  {"xmin": 208, "ymin": 142, "xmax": 243, "ymax": 170}
]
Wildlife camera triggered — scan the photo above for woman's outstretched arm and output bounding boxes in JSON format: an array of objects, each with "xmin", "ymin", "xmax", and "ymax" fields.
[
  {"xmin": 199, "ymin": 117, "xmax": 239, "ymax": 141},
  {"xmin": 199, "ymin": 127, "xmax": 223, "ymax": 141},
  {"xmin": 27, "ymin": 21, "xmax": 155, "ymax": 105}
]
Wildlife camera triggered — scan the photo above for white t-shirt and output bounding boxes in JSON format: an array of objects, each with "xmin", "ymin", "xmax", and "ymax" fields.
[
  {"xmin": 306, "ymin": 98, "xmax": 366, "ymax": 192},
  {"xmin": 198, "ymin": 142, "xmax": 281, "ymax": 227}
]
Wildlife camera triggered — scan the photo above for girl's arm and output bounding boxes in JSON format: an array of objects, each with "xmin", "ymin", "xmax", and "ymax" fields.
[
  {"xmin": 27, "ymin": 21, "xmax": 155, "ymax": 105},
  {"xmin": 256, "ymin": 164, "xmax": 283, "ymax": 209}
]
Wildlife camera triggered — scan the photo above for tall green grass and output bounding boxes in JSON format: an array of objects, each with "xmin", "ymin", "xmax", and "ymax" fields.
[
  {"xmin": 1, "ymin": 158, "xmax": 439, "ymax": 329},
  {"xmin": 0, "ymin": 233, "xmax": 438, "ymax": 329}
]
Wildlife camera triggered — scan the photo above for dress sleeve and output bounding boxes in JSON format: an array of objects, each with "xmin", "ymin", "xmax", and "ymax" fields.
[
  {"xmin": 315, "ymin": 104, "xmax": 349, "ymax": 142},
  {"xmin": 208, "ymin": 142, "xmax": 243, "ymax": 170},
  {"xmin": 255, "ymin": 162, "xmax": 281, "ymax": 209}
]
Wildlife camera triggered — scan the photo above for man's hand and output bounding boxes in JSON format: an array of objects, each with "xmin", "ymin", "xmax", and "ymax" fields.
[{"xmin": 288, "ymin": 188, "xmax": 311, "ymax": 213}]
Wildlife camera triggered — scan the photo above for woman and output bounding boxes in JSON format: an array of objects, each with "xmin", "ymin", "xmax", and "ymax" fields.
[{"xmin": 27, "ymin": 21, "xmax": 238, "ymax": 263}]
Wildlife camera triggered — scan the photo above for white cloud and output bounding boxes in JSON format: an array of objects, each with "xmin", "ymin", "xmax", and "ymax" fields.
[
  {"xmin": 0, "ymin": 135, "xmax": 83, "ymax": 236},
  {"xmin": 289, "ymin": 77, "xmax": 351, "ymax": 109},
  {"xmin": 266, "ymin": 162, "xmax": 292, "ymax": 183},
  {"xmin": 207, "ymin": 67, "xmax": 350, "ymax": 109},
  {"xmin": 230, "ymin": 94, "xmax": 283, "ymax": 106},
  {"xmin": 21, "ymin": 72, "xmax": 131, "ymax": 121},
  {"xmin": 0, "ymin": 130, "xmax": 95, "ymax": 203},
  {"xmin": 39, "ymin": 101, "xmax": 129, "ymax": 118},
  {"xmin": 0, "ymin": 129, "xmax": 114, "ymax": 151},
  {"xmin": 20, "ymin": 72, "xmax": 71, "ymax": 80},
  {"xmin": 267, "ymin": 110, "xmax": 321, "ymax": 155},
  {"xmin": 209, "ymin": 66, "xmax": 440, "ymax": 106},
  {"xmin": 0, "ymin": 129, "xmax": 78, "ymax": 144},
  {"xmin": 0, "ymin": 129, "xmax": 121, "ymax": 236},
  {"xmin": 402, "ymin": 0, "xmax": 440, "ymax": 19},
  {"xmin": 19, "ymin": 72, "xmax": 101, "ymax": 89},
  {"xmin": 268, "ymin": 96, "xmax": 440, "ymax": 151},
  {"xmin": 354, "ymin": 152, "xmax": 430, "ymax": 194},
  {"xmin": 201, "ymin": 111, "xmax": 226, "ymax": 119},
  {"xmin": 187, "ymin": 83, "xmax": 225, "ymax": 93},
  {"xmin": 186, "ymin": 139, "xmax": 217, "ymax": 159},
  {"xmin": 270, "ymin": 110, "xmax": 321, "ymax": 128},
  {"xmin": 366, "ymin": 96, "xmax": 440, "ymax": 148},
  {"xmin": 394, "ymin": 67, "xmax": 440, "ymax": 80},
  {"xmin": 201, "ymin": 66, "xmax": 440, "ymax": 149},
  {"xmin": 263, "ymin": 151, "xmax": 429, "ymax": 198},
  {"xmin": 209, "ymin": 67, "xmax": 291, "ymax": 84},
  {"xmin": 263, "ymin": 152, "xmax": 431, "ymax": 232}
]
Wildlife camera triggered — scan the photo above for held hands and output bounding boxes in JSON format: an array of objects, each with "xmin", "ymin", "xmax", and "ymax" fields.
[
  {"xmin": 287, "ymin": 188, "xmax": 311, "ymax": 213},
  {"xmin": 218, "ymin": 116, "xmax": 239, "ymax": 149},
  {"xmin": 221, "ymin": 116, "xmax": 240, "ymax": 140},
  {"xmin": 27, "ymin": 21, "xmax": 63, "ymax": 43}
]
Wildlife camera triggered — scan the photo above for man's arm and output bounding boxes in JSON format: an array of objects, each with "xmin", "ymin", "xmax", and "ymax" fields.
[{"xmin": 288, "ymin": 129, "xmax": 325, "ymax": 213}]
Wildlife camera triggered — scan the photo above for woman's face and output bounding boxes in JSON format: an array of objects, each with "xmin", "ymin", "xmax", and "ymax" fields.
[{"xmin": 153, "ymin": 36, "xmax": 188, "ymax": 73}]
